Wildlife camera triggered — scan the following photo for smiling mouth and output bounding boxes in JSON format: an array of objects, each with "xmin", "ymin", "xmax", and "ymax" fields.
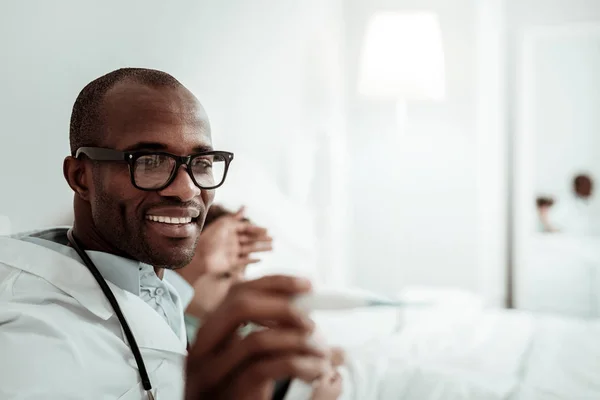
[{"xmin": 145, "ymin": 215, "xmax": 197, "ymax": 225}]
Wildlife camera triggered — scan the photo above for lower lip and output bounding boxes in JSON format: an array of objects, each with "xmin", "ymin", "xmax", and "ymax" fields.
[{"xmin": 145, "ymin": 219, "xmax": 198, "ymax": 238}]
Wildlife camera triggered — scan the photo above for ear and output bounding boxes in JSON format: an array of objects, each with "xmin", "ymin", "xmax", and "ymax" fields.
[{"xmin": 63, "ymin": 156, "xmax": 91, "ymax": 202}]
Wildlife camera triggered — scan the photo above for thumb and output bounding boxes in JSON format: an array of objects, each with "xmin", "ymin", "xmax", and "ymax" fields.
[{"xmin": 234, "ymin": 206, "xmax": 246, "ymax": 220}]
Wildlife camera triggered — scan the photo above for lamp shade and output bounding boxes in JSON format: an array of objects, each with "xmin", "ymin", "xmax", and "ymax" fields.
[{"xmin": 358, "ymin": 11, "xmax": 445, "ymax": 101}]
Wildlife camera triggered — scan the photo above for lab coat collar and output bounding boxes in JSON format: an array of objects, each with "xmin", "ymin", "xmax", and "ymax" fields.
[
  {"xmin": 0, "ymin": 236, "xmax": 187, "ymax": 355},
  {"xmin": 22, "ymin": 235, "xmax": 146, "ymax": 296},
  {"xmin": 14, "ymin": 227, "xmax": 151, "ymax": 297}
]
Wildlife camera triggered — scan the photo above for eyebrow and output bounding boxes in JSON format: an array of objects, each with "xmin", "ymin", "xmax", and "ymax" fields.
[{"xmin": 122, "ymin": 142, "xmax": 214, "ymax": 153}]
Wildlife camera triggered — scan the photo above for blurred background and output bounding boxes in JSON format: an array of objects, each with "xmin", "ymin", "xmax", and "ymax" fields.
[{"xmin": 2, "ymin": 0, "xmax": 600, "ymax": 320}]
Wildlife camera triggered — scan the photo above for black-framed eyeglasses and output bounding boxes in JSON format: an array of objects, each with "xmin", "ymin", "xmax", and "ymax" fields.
[{"xmin": 75, "ymin": 147, "xmax": 234, "ymax": 191}]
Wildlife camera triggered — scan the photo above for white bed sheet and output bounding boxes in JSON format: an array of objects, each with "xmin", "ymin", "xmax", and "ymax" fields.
[
  {"xmin": 331, "ymin": 306, "xmax": 600, "ymax": 399},
  {"xmin": 338, "ymin": 307, "xmax": 530, "ymax": 399},
  {"xmin": 512, "ymin": 315, "xmax": 600, "ymax": 399}
]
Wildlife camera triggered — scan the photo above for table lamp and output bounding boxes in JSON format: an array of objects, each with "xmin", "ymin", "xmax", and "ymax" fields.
[{"xmin": 358, "ymin": 11, "xmax": 446, "ymax": 130}]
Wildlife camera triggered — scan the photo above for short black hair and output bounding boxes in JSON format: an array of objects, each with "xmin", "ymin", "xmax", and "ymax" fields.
[
  {"xmin": 574, "ymin": 174, "xmax": 593, "ymax": 187},
  {"xmin": 69, "ymin": 68, "xmax": 183, "ymax": 155},
  {"xmin": 536, "ymin": 196, "xmax": 554, "ymax": 208}
]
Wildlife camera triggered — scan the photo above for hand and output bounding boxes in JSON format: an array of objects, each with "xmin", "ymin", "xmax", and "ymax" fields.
[
  {"xmin": 234, "ymin": 206, "xmax": 274, "ymax": 264},
  {"xmin": 178, "ymin": 206, "xmax": 273, "ymax": 287},
  {"xmin": 311, "ymin": 368, "xmax": 343, "ymax": 400},
  {"xmin": 330, "ymin": 347, "xmax": 345, "ymax": 367},
  {"xmin": 185, "ymin": 275, "xmax": 330, "ymax": 400}
]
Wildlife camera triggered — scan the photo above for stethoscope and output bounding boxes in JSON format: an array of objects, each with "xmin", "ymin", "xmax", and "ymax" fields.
[
  {"xmin": 67, "ymin": 229, "xmax": 155, "ymax": 400},
  {"xmin": 67, "ymin": 229, "xmax": 292, "ymax": 400}
]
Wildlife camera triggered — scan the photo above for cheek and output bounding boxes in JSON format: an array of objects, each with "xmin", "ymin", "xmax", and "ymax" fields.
[
  {"xmin": 201, "ymin": 189, "xmax": 215, "ymax": 208},
  {"xmin": 92, "ymin": 166, "xmax": 144, "ymax": 214},
  {"xmin": 105, "ymin": 164, "xmax": 134, "ymax": 191}
]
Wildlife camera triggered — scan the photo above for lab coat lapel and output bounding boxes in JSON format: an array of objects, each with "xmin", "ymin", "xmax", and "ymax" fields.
[
  {"xmin": 0, "ymin": 237, "xmax": 187, "ymax": 355},
  {"xmin": 116, "ymin": 287, "xmax": 187, "ymax": 354}
]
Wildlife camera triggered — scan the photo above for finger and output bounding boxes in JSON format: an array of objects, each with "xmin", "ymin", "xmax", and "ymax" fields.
[
  {"xmin": 236, "ymin": 257, "xmax": 261, "ymax": 267},
  {"xmin": 241, "ymin": 275, "xmax": 312, "ymax": 294},
  {"xmin": 197, "ymin": 329, "xmax": 328, "ymax": 388},
  {"xmin": 240, "ymin": 242, "xmax": 273, "ymax": 255},
  {"xmin": 330, "ymin": 370, "xmax": 342, "ymax": 383},
  {"xmin": 194, "ymin": 299, "xmax": 314, "ymax": 356},
  {"xmin": 330, "ymin": 347, "xmax": 346, "ymax": 367},
  {"xmin": 239, "ymin": 234, "xmax": 273, "ymax": 244},
  {"xmin": 243, "ymin": 355, "xmax": 331, "ymax": 384},
  {"xmin": 240, "ymin": 224, "xmax": 270, "ymax": 237},
  {"xmin": 185, "ymin": 333, "xmax": 244, "ymax": 396},
  {"xmin": 191, "ymin": 279, "xmax": 313, "ymax": 355},
  {"xmin": 242, "ymin": 329, "xmax": 328, "ymax": 358},
  {"xmin": 253, "ymin": 316, "xmax": 320, "ymax": 331},
  {"xmin": 234, "ymin": 206, "xmax": 246, "ymax": 219}
]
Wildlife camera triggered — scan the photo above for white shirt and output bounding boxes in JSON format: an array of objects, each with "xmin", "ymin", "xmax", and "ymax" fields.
[
  {"xmin": 550, "ymin": 197, "xmax": 599, "ymax": 235},
  {"xmin": 0, "ymin": 229, "xmax": 190, "ymax": 399}
]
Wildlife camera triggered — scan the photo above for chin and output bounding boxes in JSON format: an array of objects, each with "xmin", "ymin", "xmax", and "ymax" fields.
[
  {"xmin": 138, "ymin": 224, "xmax": 198, "ymax": 263},
  {"xmin": 151, "ymin": 253, "xmax": 194, "ymax": 269},
  {"xmin": 141, "ymin": 239, "xmax": 196, "ymax": 269}
]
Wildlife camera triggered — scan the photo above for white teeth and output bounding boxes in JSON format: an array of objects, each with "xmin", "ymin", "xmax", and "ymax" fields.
[{"xmin": 147, "ymin": 215, "xmax": 192, "ymax": 224}]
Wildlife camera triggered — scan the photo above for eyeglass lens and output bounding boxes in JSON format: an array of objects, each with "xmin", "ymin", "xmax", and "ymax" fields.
[{"xmin": 133, "ymin": 154, "xmax": 227, "ymax": 189}]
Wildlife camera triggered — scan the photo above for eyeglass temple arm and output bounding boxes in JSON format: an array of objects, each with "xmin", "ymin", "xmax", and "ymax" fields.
[{"xmin": 76, "ymin": 147, "xmax": 128, "ymax": 161}]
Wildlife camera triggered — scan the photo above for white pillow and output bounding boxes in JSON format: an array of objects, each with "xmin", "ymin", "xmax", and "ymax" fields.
[
  {"xmin": 396, "ymin": 286, "xmax": 485, "ymax": 325},
  {"xmin": 308, "ymin": 286, "xmax": 401, "ymax": 348}
]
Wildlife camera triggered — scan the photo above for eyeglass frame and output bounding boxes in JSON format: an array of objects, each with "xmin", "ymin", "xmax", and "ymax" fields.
[{"xmin": 74, "ymin": 146, "xmax": 234, "ymax": 191}]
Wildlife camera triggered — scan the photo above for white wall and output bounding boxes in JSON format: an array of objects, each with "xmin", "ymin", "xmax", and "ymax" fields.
[
  {"xmin": 475, "ymin": 0, "xmax": 508, "ymax": 307},
  {"xmin": 0, "ymin": 0, "xmax": 348, "ymax": 283},
  {"xmin": 344, "ymin": 0, "xmax": 480, "ymax": 295},
  {"xmin": 533, "ymin": 35, "xmax": 600, "ymax": 199},
  {"xmin": 508, "ymin": 0, "xmax": 600, "ymax": 306}
]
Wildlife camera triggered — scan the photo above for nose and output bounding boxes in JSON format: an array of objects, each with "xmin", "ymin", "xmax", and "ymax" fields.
[{"xmin": 158, "ymin": 166, "xmax": 201, "ymax": 201}]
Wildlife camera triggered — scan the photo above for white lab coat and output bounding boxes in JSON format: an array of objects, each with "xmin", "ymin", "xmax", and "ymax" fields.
[{"xmin": 0, "ymin": 237, "xmax": 187, "ymax": 400}]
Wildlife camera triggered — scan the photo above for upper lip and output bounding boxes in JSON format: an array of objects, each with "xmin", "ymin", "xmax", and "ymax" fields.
[{"xmin": 145, "ymin": 208, "xmax": 201, "ymax": 219}]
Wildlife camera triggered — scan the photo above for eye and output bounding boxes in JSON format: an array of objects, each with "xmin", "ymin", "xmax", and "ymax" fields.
[
  {"xmin": 136, "ymin": 154, "xmax": 170, "ymax": 169},
  {"xmin": 144, "ymin": 158, "xmax": 160, "ymax": 167},
  {"xmin": 192, "ymin": 156, "xmax": 213, "ymax": 169}
]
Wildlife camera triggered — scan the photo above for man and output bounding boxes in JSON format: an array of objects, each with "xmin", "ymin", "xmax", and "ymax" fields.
[{"xmin": 0, "ymin": 68, "xmax": 329, "ymax": 399}]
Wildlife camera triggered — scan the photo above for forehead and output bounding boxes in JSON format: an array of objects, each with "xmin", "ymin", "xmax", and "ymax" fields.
[{"xmin": 99, "ymin": 81, "xmax": 212, "ymax": 154}]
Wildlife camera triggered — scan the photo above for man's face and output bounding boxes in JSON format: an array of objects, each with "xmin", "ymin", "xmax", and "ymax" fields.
[{"xmin": 87, "ymin": 81, "xmax": 214, "ymax": 268}]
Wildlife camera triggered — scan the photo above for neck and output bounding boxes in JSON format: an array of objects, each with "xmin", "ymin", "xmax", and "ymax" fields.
[
  {"xmin": 71, "ymin": 218, "xmax": 129, "ymax": 258},
  {"xmin": 72, "ymin": 220, "xmax": 165, "ymax": 280},
  {"xmin": 72, "ymin": 198, "xmax": 165, "ymax": 280}
]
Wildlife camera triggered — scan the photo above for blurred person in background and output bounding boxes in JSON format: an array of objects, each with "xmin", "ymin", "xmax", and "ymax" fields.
[
  {"xmin": 551, "ymin": 173, "xmax": 598, "ymax": 235},
  {"xmin": 536, "ymin": 196, "xmax": 557, "ymax": 233}
]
